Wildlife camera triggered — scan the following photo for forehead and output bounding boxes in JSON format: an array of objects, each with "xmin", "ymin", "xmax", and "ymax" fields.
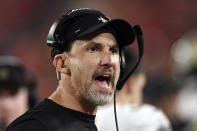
[{"xmin": 73, "ymin": 31, "xmax": 118, "ymax": 47}]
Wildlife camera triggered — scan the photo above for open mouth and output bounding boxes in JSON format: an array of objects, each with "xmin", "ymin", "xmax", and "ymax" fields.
[{"xmin": 94, "ymin": 74, "xmax": 112, "ymax": 89}]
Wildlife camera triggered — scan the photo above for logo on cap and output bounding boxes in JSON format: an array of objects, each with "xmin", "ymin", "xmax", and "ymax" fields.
[
  {"xmin": 98, "ymin": 16, "xmax": 108, "ymax": 23},
  {"xmin": 75, "ymin": 29, "xmax": 80, "ymax": 33},
  {"xmin": 0, "ymin": 68, "xmax": 9, "ymax": 80}
]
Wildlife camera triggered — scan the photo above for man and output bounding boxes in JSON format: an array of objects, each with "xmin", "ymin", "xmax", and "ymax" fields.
[
  {"xmin": 6, "ymin": 8, "xmax": 137, "ymax": 131},
  {"xmin": 143, "ymin": 74, "xmax": 185, "ymax": 131},
  {"xmin": 0, "ymin": 56, "xmax": 37, "ymax": 131},
  {"xmin": 96, "ymin": 48, "xmax": 172, "ymax": 131}
]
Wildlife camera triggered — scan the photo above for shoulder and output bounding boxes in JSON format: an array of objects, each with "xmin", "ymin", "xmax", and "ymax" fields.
[
  {"xmin": 6, "ymin": 99, "xmax": 53, "ymax": 131},
  {"xmin": 139, "ymin": 104, "xmax": 168, "ymax": 120},
  {"xmin": 140, "ymin": 104, "xmax": 169, "ymax": 119},
  {"xmin": 139, "ymin": 104, "xmax": 172, "ymax": 130},
  {"xmin": 6, "ymin": 119, "xmax": 46, "ymax": 131},
  {"xmin": 96, "ymin": 104, "xmax": 172, "ymax": 131}
]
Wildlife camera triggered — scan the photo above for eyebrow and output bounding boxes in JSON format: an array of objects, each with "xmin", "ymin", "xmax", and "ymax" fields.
[
  {"xmin": 111, "ymin": 44, "xmax": 119, "ymax": 49},
  {"xmin": 86, "ymin": 41, "xmax": 119, "ymax": 49},
  {"xmin": 87, "ymin": 41, "xmax": 101, "ymax": 46}
]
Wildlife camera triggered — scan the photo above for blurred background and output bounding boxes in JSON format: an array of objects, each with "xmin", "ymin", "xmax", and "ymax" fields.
[{"xmin": 1, "ymin": 0, "xmax": 197, "ymax": 130}]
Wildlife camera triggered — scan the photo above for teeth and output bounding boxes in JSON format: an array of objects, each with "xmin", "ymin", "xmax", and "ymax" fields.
[{"xmin": 102, "ymin": 74, "xmax": 110, "ymax": 77}]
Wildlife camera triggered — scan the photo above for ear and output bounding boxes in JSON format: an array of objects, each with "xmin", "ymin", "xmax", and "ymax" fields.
[{"xmin": 53, "ymin": 53, "xmax": 71, "ymax": 75}]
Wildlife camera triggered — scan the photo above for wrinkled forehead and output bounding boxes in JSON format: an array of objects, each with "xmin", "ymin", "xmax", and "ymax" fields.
[{"xmin": 70, "ymin": 34, "xmax": 118, "ymax": 55}]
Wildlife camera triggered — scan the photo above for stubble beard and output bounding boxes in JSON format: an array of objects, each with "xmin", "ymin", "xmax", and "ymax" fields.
[{"xmin": 85, "ymin": 76, "xmax": 116, "ymax": 106}]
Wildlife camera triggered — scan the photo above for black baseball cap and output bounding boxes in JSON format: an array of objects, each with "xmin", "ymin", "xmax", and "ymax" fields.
[
  {"xmin": 0, "ymin": 56, "xmax": 27, "ymax": 89},
  {"xmin": 47, "ymin": 8, "xmax": 136, "ymax": 50}
]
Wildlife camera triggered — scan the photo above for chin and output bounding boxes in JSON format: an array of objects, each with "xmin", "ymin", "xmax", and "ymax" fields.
[{"xmin": 85, "ymin": 88, "xmax": 114, "ymax": 106}]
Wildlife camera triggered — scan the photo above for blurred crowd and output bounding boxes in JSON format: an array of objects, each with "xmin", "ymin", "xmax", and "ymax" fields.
[{"xmin": 1, "ymin": 0, "xmax": 197, "ymax": 130}]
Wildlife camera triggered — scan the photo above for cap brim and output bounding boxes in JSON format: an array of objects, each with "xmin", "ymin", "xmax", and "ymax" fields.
[{"xmin": 77, "ymin": 19, "xmax": 135, "ymax": 47}]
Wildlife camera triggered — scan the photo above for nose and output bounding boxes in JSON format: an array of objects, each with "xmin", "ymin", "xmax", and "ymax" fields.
[{"xmin": 100, "ymin": 51, "xmax": 113, "ymax": 67}]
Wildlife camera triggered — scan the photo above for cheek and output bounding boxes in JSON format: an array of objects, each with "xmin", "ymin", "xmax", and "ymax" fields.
[
  {"xmin": 69, "ymin": 57, "xmax": 95, "ymax": 87},
  {"xmin": 70, "ymin": 57, "xmax": 91, "ymax": 76}
]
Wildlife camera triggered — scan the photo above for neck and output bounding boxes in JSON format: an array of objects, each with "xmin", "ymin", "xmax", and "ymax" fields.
[{"xmin": 49, "ymin": 79, "xmax": 97, "ymax": 115}]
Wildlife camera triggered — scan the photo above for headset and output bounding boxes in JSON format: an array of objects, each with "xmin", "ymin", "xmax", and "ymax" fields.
[
  {"xmin": 116, "ymin": 25, "xmax": 144, "ymax": 90},
  {"xmin": 46, "ymin": 8, "xmax": 144, "ymax": 91}
]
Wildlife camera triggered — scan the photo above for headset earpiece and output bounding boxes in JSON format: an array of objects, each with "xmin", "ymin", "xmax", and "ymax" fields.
[
  {"xmin": 119, "ymin": 47, "xmax": 126, "ymax": 79},
  {"xmin": 46, "ymin": 15, "xmax": 70, "ymax": 48}
]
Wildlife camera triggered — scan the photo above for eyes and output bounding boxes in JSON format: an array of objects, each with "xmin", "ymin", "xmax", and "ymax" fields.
[
  {"xmin": 110, "ymin": 47, "xmax": 119, "ymax": 54},
  {"xmin": 88, "ymin": 46, "xmax": 100, "ymax": 52},
  {"xmin": 87, "ymin": 44, "xmax": 119, "ymax": 54}
]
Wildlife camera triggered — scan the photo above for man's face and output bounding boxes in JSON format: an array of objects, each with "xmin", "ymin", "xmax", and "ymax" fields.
[
  {"xmin": 67, "ymin": 32, "xmax": 120, "ymax": 106},
  {"xmin": 0, "ymin": 87, "xmax": 28, "ymax": 126}
]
